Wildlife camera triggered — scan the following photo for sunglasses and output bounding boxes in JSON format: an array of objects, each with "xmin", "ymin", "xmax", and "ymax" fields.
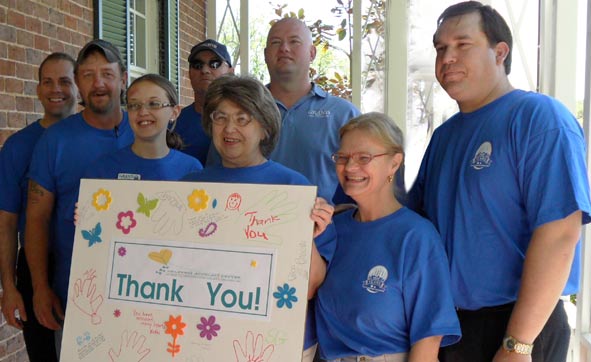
[{"xmin": 190, "ymin": 59, "xmax": 224, "ymax": 70}]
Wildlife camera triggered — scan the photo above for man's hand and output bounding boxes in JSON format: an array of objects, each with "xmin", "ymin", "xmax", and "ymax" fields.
[
  {"xmin": 1, "ymin": 286, "xmax": 26, "ymax": 329},
  {"xmin": 32, "ymin": 285, "xmax": 64, "ymax": 330}
]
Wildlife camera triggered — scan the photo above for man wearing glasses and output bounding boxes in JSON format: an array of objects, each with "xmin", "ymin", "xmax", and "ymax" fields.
[{"xmin": 175, "ymin": 39, "xmax": 234, "ymax": 165}]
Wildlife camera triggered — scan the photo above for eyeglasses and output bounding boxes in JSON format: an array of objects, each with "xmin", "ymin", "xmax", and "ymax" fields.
[
  {"xmin": 190, "ymin": 59, "xmax": 224, "ymax": 70},
  {"xmin": 331, "ymin": 152, "xmax": 390, "ymax": 165},
  {"xmin": 210, "ymin": 111, "xmax": 253, "ymax": 127},
  {"xmin": 127, "ymin": 100, "xmax": 174, "ymax": 112}
]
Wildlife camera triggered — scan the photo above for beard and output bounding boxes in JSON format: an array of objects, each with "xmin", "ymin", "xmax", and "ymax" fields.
[{"xmin": 86, "ymin": 93, "xmax": 116, "ymax": 114}]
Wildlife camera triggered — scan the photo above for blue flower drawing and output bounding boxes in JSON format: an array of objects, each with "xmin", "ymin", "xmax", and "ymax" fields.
[{"xmin": 273, "ymin": 283, "xmax": 298, "ymax": 309}]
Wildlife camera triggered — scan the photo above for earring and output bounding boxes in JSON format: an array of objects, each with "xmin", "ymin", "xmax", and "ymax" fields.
[
  {"xmin": 387, "ymin": 175, "xmax": 394, "ymax": 183},
  {"xmin": 168, "ymin": 119, "xmax": 175, "ymax": 131}
]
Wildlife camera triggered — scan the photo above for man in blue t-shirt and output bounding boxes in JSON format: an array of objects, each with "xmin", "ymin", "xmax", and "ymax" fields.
[
  {"xmin": 176, "ymin": 39, "xmax": 234, "ymax": 165},
  {"xmin": 0, "ymin": 52, "xmax": 77, "ymax": 362},
  {"xmin": 263, "ymin": 18, "xmax": 360, "ymax": 204},
  {"xmin": 25, "ymin": 40, "xmax": 133, "ymax": 351},
  {"xmin": 262, "ymin": 18, "xmax": 359, "ymax": 361},
  {"xmin": 408, "ymin": 2, "xmax": 591, "ymax": 362}
]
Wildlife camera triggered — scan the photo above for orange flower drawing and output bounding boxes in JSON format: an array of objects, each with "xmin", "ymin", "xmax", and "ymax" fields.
[
  {"xmin": 187, "ymin": 189, "xmax": 209, "ymax": 212},
  {"xmin": 92, "ymin": 188, "xmax": 112, "ymax": 211},
  {"xmin": 164, "ymin": 314, "xmax": 186, "ymax": 357}
]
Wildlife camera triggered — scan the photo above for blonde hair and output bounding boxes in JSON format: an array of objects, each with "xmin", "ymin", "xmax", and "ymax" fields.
[{"xmin": 340, "ymin": 112, "xmax": 406, "ymax": 198}]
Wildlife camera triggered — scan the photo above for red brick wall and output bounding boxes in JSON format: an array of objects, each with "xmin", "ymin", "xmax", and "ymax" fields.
[{"xmin": 0, "ymin": 0, "xmax": 206, "ymax": 147}]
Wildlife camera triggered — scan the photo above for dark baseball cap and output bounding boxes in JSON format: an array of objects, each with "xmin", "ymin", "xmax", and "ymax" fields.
[
  {"xmin": 188, "ymin": 39, "xmax": 232, "ymax": 67},
  {"xmin": 76, "ymin": 39, "xmax": 124, "ymax": 68}
]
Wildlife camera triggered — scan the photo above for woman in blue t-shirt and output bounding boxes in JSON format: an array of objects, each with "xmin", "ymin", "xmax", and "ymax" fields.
[
  {"xmin": 315, "ymin": 112, "xmax": 461, "ymax": 362},
  {"xmin": 85, "ymin": 74, "xmax": 202, "ymax": 180},
  {"xmin": 182, "ymin": 75, "xmax": 334, "ymax": 361}
]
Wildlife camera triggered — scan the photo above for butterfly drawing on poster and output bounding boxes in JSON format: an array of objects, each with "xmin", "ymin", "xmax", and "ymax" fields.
[
  {"xmin": 82, "ymin": 222, "xmax": 102, "ymax": 247},
  {"xmin": 137, "ymin": 192, "xmax": 159, "ymax": 217}
]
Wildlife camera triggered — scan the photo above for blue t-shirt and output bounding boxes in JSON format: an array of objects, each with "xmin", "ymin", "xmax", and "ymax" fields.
[
  {"xmin": 315, "ymin": 207, "xmax": 460, "ymax": 359},
  {"xmin": 408, "ymin": 90, "xmax": 591, "ymax": 310},
  {"xmin": 183, "ymin": 160, "xmax": 337, "ymax": 349},
  {"xmin": 0, "ymin": 120, "xmax": 45, "ymax": 244},
  {"xmin": 270, "ymin": 84, "xmax": 359, "ymax": 202},
  {"xmin": 207, "ymin": 83, "xmax": 360, "ymax": 202},
  {"xmin": 28, "ymin": 112, "xmax": 134, "ymax": 306},
  {"xmin": 175, "ymin": 103, "xmax": 211, "ymax": 165},
  {"xmin": 84, "ymin": 146, "xmax": 202, "ymax": 181}
]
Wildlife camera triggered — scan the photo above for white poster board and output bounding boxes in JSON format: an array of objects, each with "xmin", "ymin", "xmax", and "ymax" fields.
[{"xmin": 61, "ymin": 179, "xmax": 316, "ymax": 361}]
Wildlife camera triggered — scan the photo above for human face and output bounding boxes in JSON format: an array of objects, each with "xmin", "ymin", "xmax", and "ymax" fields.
[
  {"xmin": 76, "ymin": 51, "xmax": 126, "ymax": 115},
  {"xmin": 264, "ymin": 19, "xmax": 316, "ymax": 79},
  {"xmin": 127, "ymin": 81, "xmax": 180, "ymax": 144},
  {"xmin": 336, "ymin": 129, "xmax": 400, "ymax": 203},
  {"xmin": 189, "ymin": 50, "xmax": 233, "ymax": 94},
  {"xmin": 37, "ymin": 59, "xmax": 77, "ymax": 122},
  {"xmin": 434, "ymin": 12, "xmax": 509, "ymax": 112},
  {"xmin": 211, "ymin": 100, "xmax": 266, "ymax": 168}
]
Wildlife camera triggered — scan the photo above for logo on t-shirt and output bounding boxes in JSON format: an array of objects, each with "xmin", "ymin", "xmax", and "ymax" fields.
[
  {"xmin": 470, "ymin": 141, "xmax": 493, "ymax": 170},
  {"xmin": 307, "ymin": 109, "xmax": 331, "ymax": 118},
  {"xmin": 118, "ymin": 173, "xmax": 141, "ymax": 180},
  {"xmin": 362, "ymin": 265, "xmax": 388, "ymax": 293}
]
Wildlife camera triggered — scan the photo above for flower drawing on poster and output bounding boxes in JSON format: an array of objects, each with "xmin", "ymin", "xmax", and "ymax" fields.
[
  {"xmin": 164, "ymin": 315, "xmax": 186, "ymax": 357},
  {"xmin": 273, "ymin": 283, "xmax": 298, "ymax": 309},
  {"xmin": 92, "ymin": 188, "xmax": 112, "ymax": 211},
  {"xmin": 188, "ymin": 189, "xmax": 209, "ymax": 212},
  {"xmin": 196, "ymin": 315, "xmax": 221, "ymax": 341},
  {"xmin": 116, "ymin": 211, "xmax": 137, "ymax": 234}
]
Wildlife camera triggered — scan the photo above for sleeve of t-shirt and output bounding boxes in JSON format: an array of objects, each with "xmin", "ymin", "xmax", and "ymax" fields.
[
  {"xmin": 28, "ymin": 132, "xmax": 57, "ymax": 193},
  {"xmin": 406, "ymin": 148, "xmax": 429, "ymax": 215},
  {"xmin": 0, "ymin": 140, "xmax": 21, "ymax": 212},
  {"xmin": 402, "ymin": 227, "xmax": 461, "ymax": 347},
  {"xmin": 518, "ymin": 99, "xmax": 591, "ymax": 227},
  {"xmin": 314, "ymin": 223, "xmax": 337, "ymax": 265}
]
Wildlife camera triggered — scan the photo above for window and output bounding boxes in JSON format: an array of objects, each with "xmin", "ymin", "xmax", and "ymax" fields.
[{"xmin": 94, "ymin": 0, "xmax": 179, "ymax": 86}]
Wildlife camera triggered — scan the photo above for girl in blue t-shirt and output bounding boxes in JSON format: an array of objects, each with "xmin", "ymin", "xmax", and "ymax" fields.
[
  {"xmin": 315, "ymin": 112, "xmax": 461, "ymax": 362},
  {"xmin": 85, "ymin": 74, "xmax": 202, "ymax": 180}
]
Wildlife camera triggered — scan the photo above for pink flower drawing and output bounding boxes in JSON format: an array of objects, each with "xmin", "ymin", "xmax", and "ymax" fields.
[
  {"xmin": 116, "ymin": 211, "xmax": 137, "ymax": 234},
  {"xmin": 196, "ymin": 315, "xmax": 221, "ymax": 340}
]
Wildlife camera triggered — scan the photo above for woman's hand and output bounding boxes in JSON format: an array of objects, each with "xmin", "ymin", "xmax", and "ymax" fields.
[{"xmin": 310, "ymin": 197, "xmax": 334, "ymax": 238}]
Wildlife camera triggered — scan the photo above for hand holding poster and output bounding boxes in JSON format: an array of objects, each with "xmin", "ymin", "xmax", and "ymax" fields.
[{"xmin": 61, "ymin": 179, "xmax": 316, "ymax": 361}]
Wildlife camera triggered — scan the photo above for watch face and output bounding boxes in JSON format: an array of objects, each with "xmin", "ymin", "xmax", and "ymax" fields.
[{"xmin": 506, "ymin": 338, "xmax": 515, "ymax": 350}]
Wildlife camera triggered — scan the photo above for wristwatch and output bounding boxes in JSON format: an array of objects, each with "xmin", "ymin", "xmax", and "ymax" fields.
[{"xmin": 502, "ymin": 335, "xmax": 534, "ymax": 355}]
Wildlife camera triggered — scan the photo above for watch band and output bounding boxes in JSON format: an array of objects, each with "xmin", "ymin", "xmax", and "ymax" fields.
[{"xmin": 502, "ymin": 335, "xmax": 534, "ymax": 355}]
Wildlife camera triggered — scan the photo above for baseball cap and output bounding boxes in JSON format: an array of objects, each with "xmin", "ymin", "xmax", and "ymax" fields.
[
  {"xmin": 76, "ymin": 39, "xmax": 124, "ymax": 67},
  {"xmin": 188, "ymin": 39, "xmax": 232, "ymax": 68}
]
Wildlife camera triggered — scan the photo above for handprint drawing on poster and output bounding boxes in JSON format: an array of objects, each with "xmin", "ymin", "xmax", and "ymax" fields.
[
  {"xmin": 233, "ymin": 331, "xmax": 275, "ymax": 362},
  {"xmin": 108, "ymin": 330, "xmax": 151, "ymax": 362},
  {"xmin": 150, "ymin": 191, "xmax": 187, "ymax": 236},
  {"xmin": 71, "ymin": 269, "xmax": 103, "ymax": 325},
  {"xmin": 242, "ymin": 190, "xmax": 298, "ymax": 244}
]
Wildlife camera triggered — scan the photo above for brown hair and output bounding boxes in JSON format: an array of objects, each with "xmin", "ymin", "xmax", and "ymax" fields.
[
  {"xmin": 203, "ymin": 74, "xmax": 280, "ymax": 157},
  {"xmin": 127, "ymin": 74, "xmax": 184, "ymax": 150}
]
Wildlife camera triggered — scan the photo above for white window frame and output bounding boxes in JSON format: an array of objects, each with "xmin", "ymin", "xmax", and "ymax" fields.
[{"xmin": 128, "ymin": 0, "xmax": 159, "ymax": 80}]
